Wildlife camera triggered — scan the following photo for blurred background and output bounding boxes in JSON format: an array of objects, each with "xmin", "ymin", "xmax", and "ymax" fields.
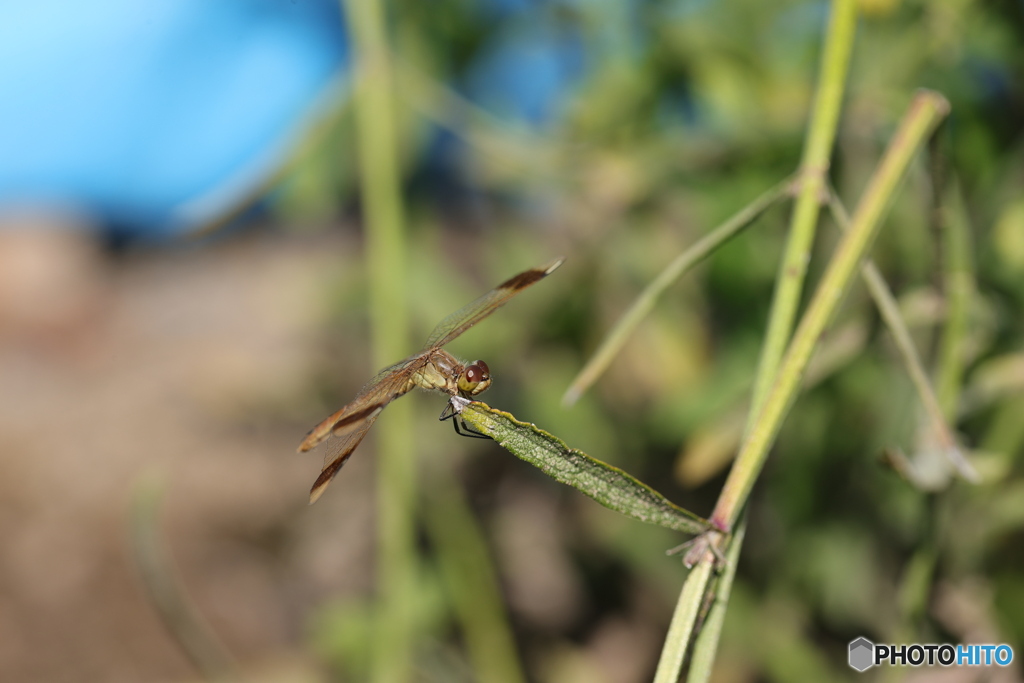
[{"xmin": 0, "ymin": 0, "xmax": 1022, "ymax": 681}]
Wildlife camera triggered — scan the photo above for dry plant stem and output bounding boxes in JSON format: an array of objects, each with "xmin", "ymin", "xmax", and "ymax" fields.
[
  {"xmin": 130, "ymin": 481, "xmax": 235, "ymax": 679},
  {"xmin": 343, "ymin": 0, "xmax": 417, "ymax": 681},
  {"xmin": 562, "ymin": 177, "xmax": 795, "ymax": 406},
  {"xmin": 827, "ymin": 191, "xmax": 977, "ymax": 480},
  {"xmin": 707, "ymin": 91, "xmax": 951, "ymax": 537}
]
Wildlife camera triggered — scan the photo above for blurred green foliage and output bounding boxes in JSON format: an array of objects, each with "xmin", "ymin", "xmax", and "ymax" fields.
[{"xmin": 279, "ymin": 0, "xmax": 1024, "ymax": 680}]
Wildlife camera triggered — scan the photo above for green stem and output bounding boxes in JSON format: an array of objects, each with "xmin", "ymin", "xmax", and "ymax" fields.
[
  {"xmin": 749, "ymin": 0, "xmax": 858, "ymax": 419},
  {"xmin": 425, "ymin": 471, "xmax": 527, "ymax": 683},
  {"xmin": 652, "ymin": 559, "xmax": 715, "ymax": 683},
  {"xmin": 678, "ymin": 3, "xmax": 858, "ymax": 677},
  {"xmin": 935, "ymin": 178, "xmax": 974, "ymax": 420},
  {"xmin": 826, "ymin": 192, "xmax": 976, "ymax": 481},
  {"xmin": 711, "ymin": 91, "xmax": 951, "ymax": 532},
  {"xmin": 342, "ymin": 1, "xmax": 416, "ymax": 681},
  {"xmin": 684, "ymin": 519, "xmax": 747, "ymax": 682},
  {"xmin": 563, "ymin": 177, "xmax": 795, "ymax": 407}
]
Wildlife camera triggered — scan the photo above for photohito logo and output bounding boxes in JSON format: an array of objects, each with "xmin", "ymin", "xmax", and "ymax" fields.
[{"xmin": 849, "ymin": 638, "xmax": 1014, "ymax": 671}]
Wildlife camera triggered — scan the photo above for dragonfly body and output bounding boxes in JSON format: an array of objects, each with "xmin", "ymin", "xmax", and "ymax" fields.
[
  {"xmin": 411, "ymin": 349, "xmax": 465, "ymax": 395},
  {"xmin": 299, "ymin": 349, "xmax": 471, "ymax": 453},
  {"xmin": 300, "ymin": 257, "xmax": 564, "ymax": 503}
]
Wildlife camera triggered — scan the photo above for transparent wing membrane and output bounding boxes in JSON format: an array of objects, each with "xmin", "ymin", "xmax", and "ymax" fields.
[{"xmin": 423, "ymin": 257, "xmax": 564, "ymax": 350}]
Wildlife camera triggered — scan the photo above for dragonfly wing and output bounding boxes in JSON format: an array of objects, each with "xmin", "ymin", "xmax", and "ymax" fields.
[
  {"xmin": 422, "ymin": 257, "xmax": 564, "ymax": 350},
  {"xmin": 298, "ymin": 356, "xmax": 420, "ymax": 453},
  {"xmin": 301, "ymin": 359, "xmax": 424, "ymax": 504},
  {"xmin": 308, "ymin": 409, "xmax": 382, "ymax": 504}
]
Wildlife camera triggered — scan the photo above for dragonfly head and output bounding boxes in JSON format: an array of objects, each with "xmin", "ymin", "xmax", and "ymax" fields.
[{"xmin": 458, "ymin": 360, "xmax": 491, "ymax": 396}]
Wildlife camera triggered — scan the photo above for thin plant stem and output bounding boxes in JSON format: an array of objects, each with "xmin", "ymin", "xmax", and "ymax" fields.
[
  {"xmin": 652, "ymin": 558, "xmax": 715, "ymax": 683},
  {"xmin": 424, "ymin": 471, "xmax": 527, "ymax": 683},
  {"xmin": 935, "ymin": 178, "xmax": 974, "ymax": 420},
  {"xmin": 395, "ymin": 59, "xmax": 561, "ymax": 173},
  {"xmin": 683, "ymin": 519, "xmax": 747, "ymax": 682},
  {"xmin": 749, "ymin": 0, "xmax": 859, "ymax": 420},
  {"xmin": 677, "ymin": 3, "xmax": 859, "ymax": 679},
  {"xmin": 826, "ymin": 191, "xmax": 976, "ymax": 480},
  {"xmin": 709, "ymin": 91, "xmax": 951, "ymax": 533},
  {"xmin": 563, "ymin": 177, "xmax": 795, "ymax": 407},
  {"xmin": 342, "ymin": 0, "xmax": 416, "ymax": 681},
  {"xmin": 129, "ymin": 478, "xmax": 235, "ymax": 679}
]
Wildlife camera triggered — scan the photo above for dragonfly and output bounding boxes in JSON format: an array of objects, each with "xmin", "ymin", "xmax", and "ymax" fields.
[{"xmin": 299, "ymin": 257, "xmax": 565, "ymax": 503}]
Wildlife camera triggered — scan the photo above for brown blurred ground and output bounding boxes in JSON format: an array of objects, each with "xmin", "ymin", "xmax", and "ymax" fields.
[{"xmin": 0, "ymin": 225, "xmax": 377, "ymax": 682}]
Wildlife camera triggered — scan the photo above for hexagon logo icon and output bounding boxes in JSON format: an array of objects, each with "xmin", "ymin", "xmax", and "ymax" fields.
[{"xmin": 849, "ymin": 637, "xmax": 875, "ymax": 672}]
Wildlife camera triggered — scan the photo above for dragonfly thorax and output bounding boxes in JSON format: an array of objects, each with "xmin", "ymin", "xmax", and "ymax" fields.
[
  {"xmin": 411, "ymin": 351, "xmax": 460, "ymax": 394},
  {"xmin": 411, "ymin": 351, "xmax": 492, "ymax": 397}
]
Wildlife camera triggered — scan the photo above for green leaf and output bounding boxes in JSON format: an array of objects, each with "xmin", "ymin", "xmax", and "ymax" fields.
[{"xmin": 454, "ymin": 398, "xmax": 710, "ymax": 535}]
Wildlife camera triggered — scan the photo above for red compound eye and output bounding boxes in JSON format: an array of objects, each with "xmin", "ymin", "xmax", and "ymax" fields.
[
  {"xmin": 459, "ymin": 361, "xmax": 492, "ymax": 395},
  {"xmin": 466, "ymin": 362, "xmax": 489, "ymax": 385},
  {"xmin": 460, "ymin": 360, "xmax": 491, "ymax": 397}
]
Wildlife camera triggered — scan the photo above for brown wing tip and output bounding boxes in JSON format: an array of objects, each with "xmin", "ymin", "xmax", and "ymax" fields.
[
  {"xmin": 307, "ymin": 456, "xmax": 347, "ymax": 504},
  {"xmin": 298, "ymin": 426, "xmax": 325, "ymax": 453},
  {"xmin": 499, "ymin": 256, "xmax": 566, "ymax": 291},
  {"xmin": 308, "ymin": 484, "xmax": 328, "ymax": 505},
  {"xmin": 308, "ymin": 470, "xmax": 333, "ymax": 504}
]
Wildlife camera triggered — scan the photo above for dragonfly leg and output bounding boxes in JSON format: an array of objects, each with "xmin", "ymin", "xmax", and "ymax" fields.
[
  {"xmin": 438, "ymin": 401, "xmax": 490, "ymax": 439},
  {"xmin": 452, "ymin": 415, "xmax": 492, "ymax": 440},
  {"xmin": 674, "ymin": 530, "xmax": 728, "ymax": 569},
  {"xmin": 665, "ymin": 538, "xmax": 699, "ymax": 557}
]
